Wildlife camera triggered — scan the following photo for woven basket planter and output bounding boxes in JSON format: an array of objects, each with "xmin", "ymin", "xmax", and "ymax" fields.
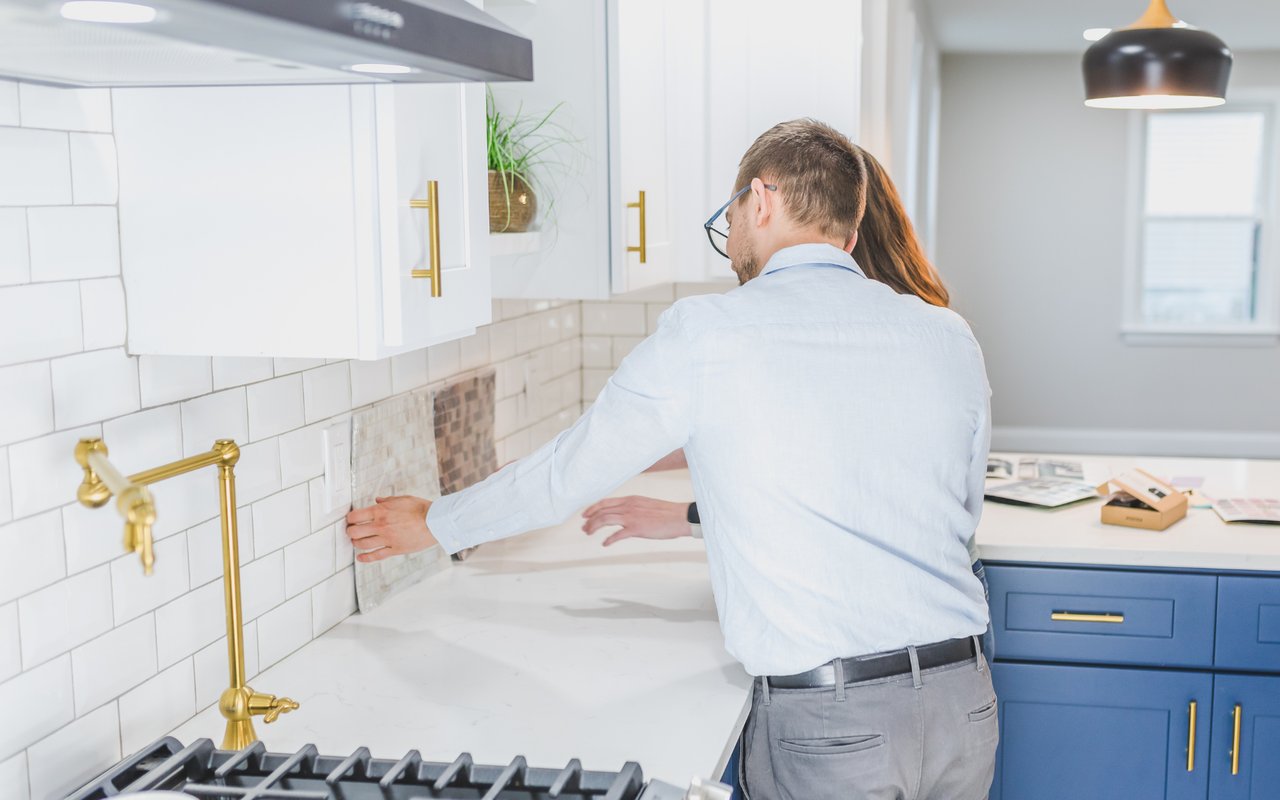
[{"xmin": 488, "ymin": 170, "xmax": 537, "ymax": 233}]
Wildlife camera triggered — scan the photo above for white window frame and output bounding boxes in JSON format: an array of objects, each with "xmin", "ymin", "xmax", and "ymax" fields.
[{"xmin": 1122, "ymin": 90, "xmax": 1280, "ymax": 346}]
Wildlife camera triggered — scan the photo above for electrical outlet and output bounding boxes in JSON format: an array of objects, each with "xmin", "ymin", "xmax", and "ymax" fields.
[{"xmin": 322, "ymin": 419, "xmax": 352, "ymax": 514}]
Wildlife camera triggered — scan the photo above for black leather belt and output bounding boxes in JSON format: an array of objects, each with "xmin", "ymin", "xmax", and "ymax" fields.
[{"xmin": 765, "ymin": 637, "xmax": 981, "ymax": 689}]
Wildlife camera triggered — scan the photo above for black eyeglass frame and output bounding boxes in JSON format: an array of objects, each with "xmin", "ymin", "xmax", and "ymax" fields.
[{"xmin": 703, "ymin": 182, "xmax": 778, "ymax": 259}]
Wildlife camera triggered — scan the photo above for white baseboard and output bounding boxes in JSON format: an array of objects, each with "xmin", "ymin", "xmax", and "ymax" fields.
[{"xmin": 992, "ymin": 426, "xmax": 1280, "ymax": 460}]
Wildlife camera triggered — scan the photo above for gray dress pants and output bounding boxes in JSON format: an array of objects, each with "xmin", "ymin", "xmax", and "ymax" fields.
[{"xmin": 740, "ymin": 650, "xmax": 999, "ymax": 800}]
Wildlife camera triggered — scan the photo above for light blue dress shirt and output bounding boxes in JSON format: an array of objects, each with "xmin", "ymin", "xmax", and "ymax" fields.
[{"xmin": 429, "ymin": 243, "xmax": 992, "ymax": 676}]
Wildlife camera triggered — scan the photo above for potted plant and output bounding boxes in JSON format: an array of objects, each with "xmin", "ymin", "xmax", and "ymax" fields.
[{"xmin": 486, "ymin": 89, "xmax": 570, "ymax": 234}]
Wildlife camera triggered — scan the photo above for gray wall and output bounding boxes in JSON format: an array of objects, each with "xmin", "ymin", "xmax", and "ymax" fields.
[{"xmin": 936, "ymin": 51, "xmax": 1280, "ymax": 457}]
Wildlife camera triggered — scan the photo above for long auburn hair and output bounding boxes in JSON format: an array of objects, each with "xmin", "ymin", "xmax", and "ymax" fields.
[{"xmin": 851, "ymin": 147, "xmax": 950, "ymax": 308}]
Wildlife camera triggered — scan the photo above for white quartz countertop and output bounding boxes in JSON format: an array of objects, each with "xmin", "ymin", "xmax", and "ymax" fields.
[
  {"xmin": 977, "ymin": 452, "xmax": 1280, "ymax": 572},
  {"xmin": 170, "ymin": 471, "xmax": 751, "ymax": 789}
]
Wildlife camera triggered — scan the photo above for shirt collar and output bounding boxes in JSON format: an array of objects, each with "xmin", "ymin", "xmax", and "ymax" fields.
[{"xmin": 759, "ymin": 243, "xmax": 865, "ymax": 278}]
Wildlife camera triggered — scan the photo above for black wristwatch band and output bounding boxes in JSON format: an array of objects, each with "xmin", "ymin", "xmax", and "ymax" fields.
[{"xmin": 686, "ymin": 502, "xmax": 700, "ymax": 524}]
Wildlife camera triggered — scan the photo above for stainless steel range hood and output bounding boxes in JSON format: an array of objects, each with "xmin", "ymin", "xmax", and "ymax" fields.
[{"xmin": 0, "ymin": 0, "xmax": 533, "ymax": 87}]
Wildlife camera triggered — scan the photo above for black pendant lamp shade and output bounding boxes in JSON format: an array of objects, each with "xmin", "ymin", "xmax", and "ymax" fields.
[{"xmin": 1083, "ymin": 0, "xmax": 1233, "ymax": 109}]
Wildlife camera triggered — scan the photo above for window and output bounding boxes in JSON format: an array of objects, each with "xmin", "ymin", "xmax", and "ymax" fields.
[{"xmin": 1127, "ymin": 98, "xmax": 1279, "ymax": 340}]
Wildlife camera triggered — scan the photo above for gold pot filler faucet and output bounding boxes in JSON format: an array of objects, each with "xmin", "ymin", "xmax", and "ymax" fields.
[{"xmin": 74, "ymin": 437, "xmax": 299, "ymax": 750}]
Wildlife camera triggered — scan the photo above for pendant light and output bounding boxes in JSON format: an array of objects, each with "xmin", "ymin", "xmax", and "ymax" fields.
[{"xmin": 1083, "ymin": 0, "xmax": 1232, "ymax": 109}]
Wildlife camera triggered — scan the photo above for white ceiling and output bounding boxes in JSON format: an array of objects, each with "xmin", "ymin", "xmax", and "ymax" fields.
[{"xmin": 923, "ymin": 0, "xmax": 1280, "ymax": 53}]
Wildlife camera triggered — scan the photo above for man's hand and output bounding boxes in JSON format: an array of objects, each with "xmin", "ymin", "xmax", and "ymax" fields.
[
  {"xmin": 345, "ymin": 495, "xmax": 437, "ymax": 563},
  {"xmin": 581, "ymin": 496, "xmax": 691, "ymax": 547}
]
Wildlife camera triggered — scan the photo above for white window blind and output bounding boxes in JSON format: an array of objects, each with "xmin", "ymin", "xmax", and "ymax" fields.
[{"xmin": 1140, "ymin": 110, "xmax": 1268, "ymax": 326}]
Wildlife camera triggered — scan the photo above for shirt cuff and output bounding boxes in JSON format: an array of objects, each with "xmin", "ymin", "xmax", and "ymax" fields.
[
  {"xmin": 689, "ymin": 522, "xmax": 703, "ymax": 540},
  {"xmin": 426, "ymin": 495, "xmax": 469, "ymax": 556}
]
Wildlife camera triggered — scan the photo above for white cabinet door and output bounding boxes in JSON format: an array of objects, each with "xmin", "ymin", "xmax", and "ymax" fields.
[
  {"xmin": 114, "ymin": 85, "xmax": 371, "ymax": 359},
  {"xmin": 373, "ymin": 83, "xmax": 491, "ymax": 352},
  {"xmin": 610, "ymin": 0, "xmax": 675, "ymax": 293}
]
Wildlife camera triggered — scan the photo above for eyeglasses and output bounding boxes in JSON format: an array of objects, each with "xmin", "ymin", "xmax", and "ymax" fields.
[{"xmin": 703, "ymin": 182, "xmax": 778, "ymax": 258}]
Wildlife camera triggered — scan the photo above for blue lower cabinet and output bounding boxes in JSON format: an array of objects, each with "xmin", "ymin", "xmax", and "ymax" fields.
[
  {"xmin": 991, "ymin": 662, "xmax": 1211, "ymax": 800},
  {"xmin": 1208, "ymin": 674, "xmax": 1280, "ymax": 799},
  {"xmin": 721, "ymin": 738, "xmax": 741, "ymax": 798}
]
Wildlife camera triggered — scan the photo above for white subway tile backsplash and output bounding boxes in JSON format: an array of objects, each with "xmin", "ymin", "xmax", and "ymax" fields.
[
  {"xmin": 494, "ymin": 396, "xmax": 519, "ymax": 440},
  {"xmin": 7, "ymin": 424, "xmax": 97, "ymax": 519},
  {"xmin": 247, "ymin": 374, "xmax": 303, "ymax": 441},
  {"xmin": 0, "ymin": 282, "xmax": 82, "ymax": 367},
  {"xmin": 0, "ymin": 655, "xmax": 73, "ymax": 761},
  {"xmin": 0, "ymin": 208, "xmax": 29, "ymax": 286},
  {"xmin": 139, "ymin": 356, "xmax": 212, "ymax": 407},
  {"xmin": 0, "ymin": 752, "xmax": 28, "ymax": 800},
  {"xmin": 68, "ymin": 133, "xmax": 118, "ymax": 205},
  {"xmin": 0, "ymin": 362, "xmax": 53, "ymax": 446},
  {"xmin": 71, "ymin": 615, "xmax": 156, "ymax": 715},
  {"xmin": 645, "ymin": 304, "xmax": 665, "ymax": 334},
  {"xmin": 284, "ymin": 528, "xmax": 334, "ymax": 596},
  {"xmin": 62, "ymin": 502, "xmax": 122, "ymax": 575},
  {"xmin": 459, "ymin": 328, "xmax": 489, "ymax": 372},
  {"xmin": 251, "ymin": 484, "xmax": 310, "ymax": 556},
  {"xmin": 100, "ymin": 405, "xmax": 182, "ymax": 475},
  {"xmin": 111, "ymin": 536, "xmax": 188, "ymax": 625},
  {"xmin": 0, "ymin": 511, "xmax": 64, "ymax": 605},
  {"xmin": 500, "ymin": 299, "xmax": 529, "ymax": 319},
  {"xmin": 18, "ymin": 84, "xmax": 111, "ymax": 132},
  {"xmin": 0, "ymin": 128, "xmax": 71, "ymax": 206},
  {"xmin": 17, "ymin": 566, "xmax": 112, "ymax": 669},
  {"xmin": 51, "ymin": 348, "xmax": 139, "ymax": 429},
  {"xmin": 426, "ymin": 340, "xmax": 460, "ymax": 383},
  {"xmin": 390, "ymin": 349, "xmax": 428, "ymax": 395},
  {"xmin": 613, "ymin": 284, "xmax": 676, "ymax": 303},
  {"xmin": 279, "ymin": 422, "xmax": 324, "ymax": 487},
  {"xmin": 487, "ymin": 320, "xmax": 517, "ymax": 362},
  {"xmin": 582, "ymin": 302, "xmax": 646, "ymax": 336},
  {"xmin": 0, "ymin": 603, "xmax": 19, "ymax": 681},
  {"xmin": 558, "ymin": 306, "xmax": 579, "ymax": 341},
  {"xmin": 241, "ymin": 551, "xmax": 283, "ymax": 623},
  {"xmin": 301, "ymin": 363, "xmax": 349, "ymax": 424},
  {"xmin": 611, "ymin": 336, "xmax": 644, "ymax": 367},
  {"xmin": 236, "ymin": 438, "xmax": 282, "ymax": 506},
  {"xmin": 552, "ymin": 341, "xmax": 577, "ymax": 378},
  {"xmin": 256, "ymin": 593, "xmax": 310, "ymax": 670},
  {"xmin": 0, "ymin": 80, "xmax": 18, "ymax": 125},
  {"xmin": 193, "ymin": 622, "xmax": 257, "ymax": 710},
  {"xmin": 154, "ymin": 578, "xmax": 224, "ymax": 668},
  {"xmin": 119, "ymin": 661, "xmax": 195, "ymax": 754},
  {"xmin": 311, "ymin": 567, "xmax": 355, "ymax": 637},
  {"xmin": 583, "ymin": 368, "xmax": 612, "ymax": 402},
  {"xmin": 79, "ymin": 277, "xmax": 126, "ymax": 350},
  {"xmin": 0, "ymin": 450, "xmax": 8, "ymax": 524},
  {"xmin": 212, "ymin": 357, "xmax": 274, "ymax": 390},
  {"xmin": 26, "ymin": 702, "xmax": 119, "ymax": 800},
  {"xmin": 149, "ymin": 468, "xmax": 218, "ymax": 540},
  {"xmin": 180, "ymin": 388, "xmax": 248, "ymax": 456},
  {"xmin": 514, "ymin": 314, "xmax": 540, "ymax": 354},
  {"xmin": 349, "ymin": 357, "xmax": 393, "ymax": 408},
  {"xmin": 186, "ymin": 506, "xmax": 252, "ymax": 588},
  {"xmin": 334, "ymin": 520, "xmax": 353, "ymax": 570},
  {"xmin": 275, "ymin": 357, "xmax": 325, "ymax": 376},
  {"xmin": 26, "ymin": 206, "xmax": 120, "ymax": 281}
]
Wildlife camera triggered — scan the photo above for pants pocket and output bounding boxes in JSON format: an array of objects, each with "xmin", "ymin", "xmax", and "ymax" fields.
[
  {"xmin": 967, "ymin": 698, "xmax": 998, "ymax": 723},
  {"xmin": 777, "ymin": 734, "xmax": 885, "ymax": 756}
]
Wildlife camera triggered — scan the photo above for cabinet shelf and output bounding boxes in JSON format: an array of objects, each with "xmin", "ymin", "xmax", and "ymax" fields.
[{"xmin": 489, "ymin": 231, "xmax": 543, "ymax": 257}]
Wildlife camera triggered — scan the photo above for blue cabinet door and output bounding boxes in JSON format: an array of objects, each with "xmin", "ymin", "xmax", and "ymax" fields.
[
  {"xmin": 992, "ymin": 662, "xmax": 1211, "ymax": 800},
  {"xmin": 1208, "ymin": 674, "xmax": 1280, "ymax": 799},
  {"xmin": 1215, "ymin": 576, "xmax": 1280, "ymax": 671}
]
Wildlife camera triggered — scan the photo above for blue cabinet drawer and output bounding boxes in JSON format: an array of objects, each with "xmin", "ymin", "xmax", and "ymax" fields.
[
  {"xmin": 986, "ymin": 565, "xmax": 1217, "ymax": 668},
  {"xmin": 1216, "ymin": 576, "xmax": 1280, "ymax": 671}
]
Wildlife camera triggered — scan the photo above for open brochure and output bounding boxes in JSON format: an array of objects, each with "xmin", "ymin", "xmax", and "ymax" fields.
[
  {"xmin": 1211, "ymin": 498, "xmax": 1280, "ymax": 525},
  {"xmin": 984, "ymin": 479, "xmax": 1099, "ymax": 509}
]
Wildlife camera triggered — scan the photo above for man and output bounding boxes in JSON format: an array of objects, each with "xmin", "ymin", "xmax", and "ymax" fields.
[{"xmin": 346, "ymin": 119, "xmax": 997, "ymax": 799}]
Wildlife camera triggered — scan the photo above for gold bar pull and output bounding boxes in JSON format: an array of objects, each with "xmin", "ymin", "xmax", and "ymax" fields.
[
  {"xmin": 627, "ymin": 190, "xmax": 647, "ymax": 263},
  {"xmin": 1186, "ymin": 700, "xmax": 1197, "ymax": 772},
  {"xmin": 410, "ymin": 180, "xmax": 443, "ymax": 297},
  {"xmin": 1231, "ymin": 703, "xmax": 1242, "ymax": 776},
  {"xmin": 1050, "ymin": 611, "xmax": 1125, "ymax": 624}
]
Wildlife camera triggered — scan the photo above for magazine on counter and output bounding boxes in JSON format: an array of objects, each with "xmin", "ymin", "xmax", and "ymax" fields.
[
  {"xmin": 1211, "ymin": 498, "xmax": 1280, "ymax": 525},
  {"xmin": 984, "ymin": 479, "xmax": 1099, "ymax": 509}
]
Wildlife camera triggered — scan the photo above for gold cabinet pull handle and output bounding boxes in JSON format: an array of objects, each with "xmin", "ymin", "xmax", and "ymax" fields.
[
  {"xmin": 1231, "ymin": 703, "xmax": 1242, "ymax": 776},
  {"xmin": 409, "ymin": 180, "xmax": 443, "ymax": 297},
  {"xmin": 627, "ymin": 190, "xmax": 647, "ymax": 263},
  {"xmin": 1186, "ymin": 700, "xmax": 1197, "ymax": 772},
  {"xmin": 1050, "ymin": 611, "xmax": 1125, "ymax": 624}
]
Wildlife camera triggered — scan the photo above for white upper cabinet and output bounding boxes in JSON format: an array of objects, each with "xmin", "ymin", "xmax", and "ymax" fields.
[
  {"xmin": 112, "ymin": 81, "xmax": 489, "ymax": 360},
  {"xmin": 487, "ymin": 0, "xmax": 704, "ymax": 299}
]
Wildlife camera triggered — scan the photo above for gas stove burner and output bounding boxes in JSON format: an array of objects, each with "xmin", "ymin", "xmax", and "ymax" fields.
[{"xmin": 66, "ymin": 737, "xmax": 730, "ymax": 800}]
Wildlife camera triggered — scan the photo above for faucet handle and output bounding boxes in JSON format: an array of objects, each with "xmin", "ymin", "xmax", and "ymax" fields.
[{"xmin": 248, "ymin": 691, "xmax": 300, "ymax": 724}]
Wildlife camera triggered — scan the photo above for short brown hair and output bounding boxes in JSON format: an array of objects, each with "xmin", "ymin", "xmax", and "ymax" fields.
[{"xmin": 734, "ymin": 119, "xmax": 868, "ymax": 240}]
